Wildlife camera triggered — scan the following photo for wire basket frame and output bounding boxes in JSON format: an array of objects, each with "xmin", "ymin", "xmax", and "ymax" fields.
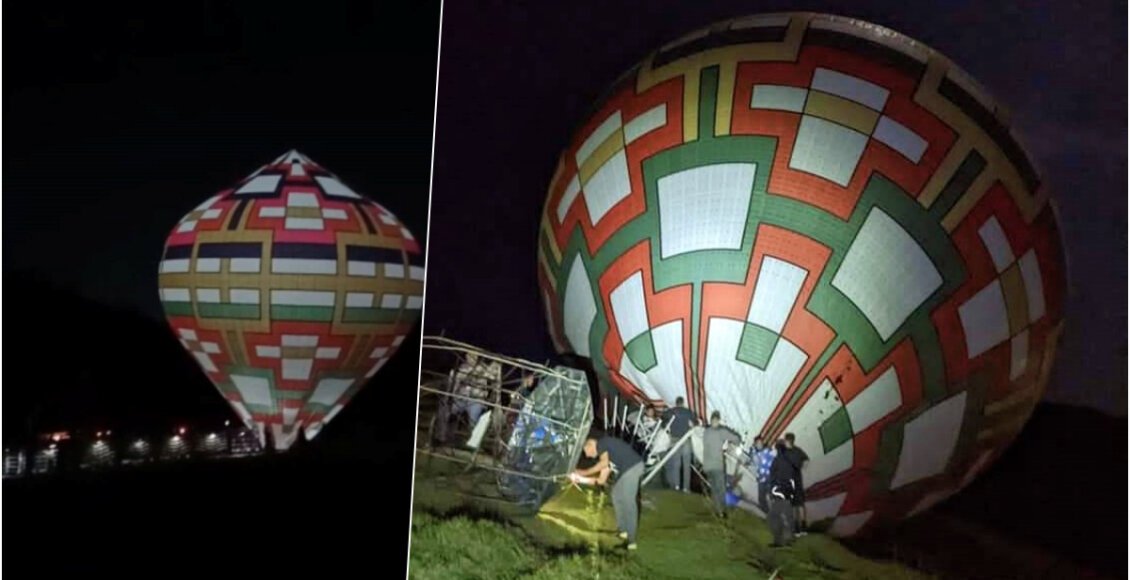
[{"xmin": 417, "ymin": 336, "xmax": 594, "ymax": 510}]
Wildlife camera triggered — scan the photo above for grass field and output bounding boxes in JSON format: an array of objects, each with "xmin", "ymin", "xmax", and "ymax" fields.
[{"xmin": 409, "ymin": 454, "xmax": 931, "ymax": 579}]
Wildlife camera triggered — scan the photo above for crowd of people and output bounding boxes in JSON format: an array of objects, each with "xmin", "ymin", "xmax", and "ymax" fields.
[
  {"xmin": 433, "ymin": 359, "xmax": 814, "ymax": 552},
  {"xmin": 570, "ymin": 398, "xmax": 812, "ymax": 551}
]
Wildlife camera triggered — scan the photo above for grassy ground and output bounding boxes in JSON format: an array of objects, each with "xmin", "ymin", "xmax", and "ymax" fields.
[{"xmin": 409, "ymin": 454, "xmax": 931, "ymax": 580}]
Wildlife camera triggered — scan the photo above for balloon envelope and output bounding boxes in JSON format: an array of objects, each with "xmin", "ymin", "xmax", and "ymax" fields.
[
  {"xmin": 159, "ymin": 151, "xmax": 424, "ymax": 450},
  {"xmin": 537, "ymin": 14, "xmax": 1066, "ymax": 535}
]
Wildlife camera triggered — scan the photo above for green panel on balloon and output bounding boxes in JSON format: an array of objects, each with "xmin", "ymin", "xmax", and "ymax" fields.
[
  {"xmin": 737, "ymin": 323, "xmax": 778, "ymax": 369},
  {"xmin": 162, "ymin": 301, "xmax": 195, "ymax": 317},
  {"xmin": 697, "ymin": 65, "xmax": 720, "ymax": 139},
  {"xmin": 625, "ymin": 332, "xmax": 658, "ymax": 372},
  {"xmin": 819, "ymin": 407, "xmax": 853, "ymax": 454},
  {"xmin": 198, "ymin": 303, "xmax": 261, "ymax": 320},
  {"xmin": 270, "ymin": 305, "xmax": 336, "ymax": 322},
  {"xmin": 873, "ymin": 420, "xmax": 907, "ymax": 494}
]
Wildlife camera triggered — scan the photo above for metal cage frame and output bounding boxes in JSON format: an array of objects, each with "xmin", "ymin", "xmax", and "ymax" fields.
[{"xmin": 416, "ymin": 336, "xmax": 594, "ymax": 509}]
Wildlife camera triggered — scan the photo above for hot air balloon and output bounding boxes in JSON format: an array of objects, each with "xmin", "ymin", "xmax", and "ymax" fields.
[
  {"xmin": 537, "ymin": 13, "xmax": 1066, "ymax": 535},
  {"xmin": 158, "ymin": 151, "xmax": 424, "ymax": 450}
]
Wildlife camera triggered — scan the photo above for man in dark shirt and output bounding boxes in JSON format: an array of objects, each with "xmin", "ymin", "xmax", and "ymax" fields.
[
  {"xmin": 572, "ymin": 434, "xmax": 644, "ymax": 550},
  {"xmin": 660, "ymin": 397, "xmax": 697, "ymax": 492},
  {"xmin": 702, "ymin": 411, "xmax": 741, "ymax": 517},
  {"xmin": 767, "ymin": 440, "xmax": 798, "ymax": 547},
  {"xmin": 783, "ymin": 433, "xmax": 809, "ymax": 535}
]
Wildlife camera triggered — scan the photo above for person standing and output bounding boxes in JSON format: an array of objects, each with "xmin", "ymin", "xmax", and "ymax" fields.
[
  {"xmin": 750, "ymin": 436, "xmax": 776, "ymax": 513},
  {"xmin": 571, "ymin": 434, "xmax": 644, "ymax": 550},
  {"xmin": 629, "ymin": 405, "xmax": 659, "ymax": 453},
  {"xmin": 782, "ymin": 433, "xmax": 810, "ymax": 535},
  {"xmin": 701, "ymin": 411, "xmax": 741, "ymax": 517},
  {"xmin": 660, "ymin": 397, "xmax": 697, "ymax": 492},
  {"xmin": 451, "ymin": 356, "xmax": 488, "ymax": 428},
  {"xmin": 767, "ymin": 440, "xmax": 799, "ymax": 548}
]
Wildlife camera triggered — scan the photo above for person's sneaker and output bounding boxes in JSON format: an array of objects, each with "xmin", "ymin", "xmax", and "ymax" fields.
[
  {"xmin": 618, "ymin": 531, "xmax": 629, "ymax": 540},
  {"xmin": 795, "ymin": 530, "xmax": 808, "ymax": 537},
  {"xmin": 626, "ymin": 542, "xmax": 638, "ymax": 551}
]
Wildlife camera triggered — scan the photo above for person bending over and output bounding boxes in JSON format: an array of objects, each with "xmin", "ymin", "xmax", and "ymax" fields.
[{"xmin": 571, "ymin": 434, "xmax": 644, "ymax": 550}]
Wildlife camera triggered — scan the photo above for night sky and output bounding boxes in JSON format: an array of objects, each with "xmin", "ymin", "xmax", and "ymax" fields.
[
  {"xmin": 3, "ymin": 1, "xmax": 1125, "ymax": 425},
  {"xmin": 4, "ymin": 2, "xmax": 440, "ymax": 431},
  {"xmin": 426, "ymin": 0, "xmax": 1127, "ymax": 415},
  {"xmin": 4, "ymin": 3, "xmax": 1122, "ymax": 577}
]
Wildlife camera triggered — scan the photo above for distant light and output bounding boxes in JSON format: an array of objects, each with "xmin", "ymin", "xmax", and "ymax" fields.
[
  {"xmin": 106, "ymin": 430, "xmax": 112, "ymax": 436},
  {"xmin": 133, "ymin": 440, "xmax": 145, "ymax": 448},
  {"xmin": 171, "ymin": 435, "xmax": 181, "ymax": 442},
  {"xmin": 178, "ymin": 427, "xmax": 187, "ymax": 435},
  {"xmin": 51, "ymin": 434, "xmax": 62, "ymax": 442},
  {"xmin": 207, "ymin": 433, "xmax": 218, "ymax": 440},
  {"xmin": 225, "ymin": 420, "xmax": 231, "ymax": 427},
  {"xmin": 49, "ymin": 443, "xmax": 58, "ymax": 450}
]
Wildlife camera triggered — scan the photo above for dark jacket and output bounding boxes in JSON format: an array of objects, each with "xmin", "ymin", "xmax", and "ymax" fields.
[
  {"xmin": 661, "ymin": 406, "xmax": 696, "ymax": 438},
  {"xmin": 768, "ymin": 453, "xmax": 799, "ymax": 500}
]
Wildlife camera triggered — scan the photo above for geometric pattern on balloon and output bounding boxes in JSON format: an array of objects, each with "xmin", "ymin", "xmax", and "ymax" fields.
[
  {"xmin": 159, "ymin": 150, "xmax": 424, "ymax": 450},
  {"xmin": 536, "ymin": 13, "xmax": 1066, "ymax": 535}
]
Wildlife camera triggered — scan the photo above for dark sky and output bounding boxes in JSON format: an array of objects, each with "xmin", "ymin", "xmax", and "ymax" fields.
[
  {"xmin": 426, "ymin": 0, "xmax": 1127, "ymax": 415},
  {"xmin": 3, "ymin": 1, "xmax": 440, "ymax": 430},
  {"xmin": 5, "ymin": 1, "xmax": 438, "ymax": 318}
]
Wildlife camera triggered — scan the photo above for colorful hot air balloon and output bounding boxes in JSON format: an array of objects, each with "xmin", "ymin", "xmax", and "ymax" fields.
[
  {"xmin": 537, "ymin": 14, "xmax": 1066, "ymax": 535},
  {"xmin": 158, "ymin": 151, "xmax": 424, "ymax": 450}
]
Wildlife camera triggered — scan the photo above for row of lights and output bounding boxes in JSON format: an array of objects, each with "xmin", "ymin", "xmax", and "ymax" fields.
[
  {"xmin": 9, "ymin": 422, "xmax": 249, "ymax": 458},
  {"xmin": 46, "ymin": 420, "xmax": 235, "ymax": 444},
  {"xmin": 138, "ymin": 426, "xmax": 244, "ymax": 447}
]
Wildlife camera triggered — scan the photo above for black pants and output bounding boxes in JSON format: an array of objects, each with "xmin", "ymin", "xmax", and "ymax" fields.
[
  {"xmin": 757, "ymin": 481, "xmax": 769, "ymax": 513},
  {"xmin": 768, "ymin": 496, "xmax": 796, "ymax": 545}
]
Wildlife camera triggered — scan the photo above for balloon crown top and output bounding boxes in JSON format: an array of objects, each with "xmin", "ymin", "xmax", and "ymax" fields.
[
  {"xmin": 270, "ymin": 149, "xmax": 318, "ymax": 167},
  {"xmin": 240, "ymin": 149, "xmax": 332, "ymax": 182}
]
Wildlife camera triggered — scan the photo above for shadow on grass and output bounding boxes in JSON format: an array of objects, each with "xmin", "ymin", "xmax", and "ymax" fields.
[
  {"xmin": 409, "ymin": 454, "xmax": 932, "ymax": 579},
  {"xmin": 413, "ymin": 503, "xmax": 594, "ymax": 558}
]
